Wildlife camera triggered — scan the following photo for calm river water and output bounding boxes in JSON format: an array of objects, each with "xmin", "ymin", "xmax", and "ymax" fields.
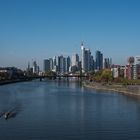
[{"xmin": 0, "ymin": 80, "xmax": 140, "ymax": 140}]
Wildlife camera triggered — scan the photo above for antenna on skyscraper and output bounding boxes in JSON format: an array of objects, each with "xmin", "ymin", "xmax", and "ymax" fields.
[
  {"xmin": 81, "ymin": 41, "xmax": 84, "ymax": 46},
  {"xmin": 81, "ymin": 41, "xmax": 84, "ymax": 50}
]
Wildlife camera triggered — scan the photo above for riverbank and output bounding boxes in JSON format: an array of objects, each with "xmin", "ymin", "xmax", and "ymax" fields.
[{"xmin": 83, "ymin": 81, "xmax": 140, "ymax": 98}]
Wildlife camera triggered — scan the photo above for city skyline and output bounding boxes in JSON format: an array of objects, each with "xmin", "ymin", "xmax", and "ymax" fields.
[{"xmin": 0, "ymin": 0, "xmax": 140, "ymax": 69}]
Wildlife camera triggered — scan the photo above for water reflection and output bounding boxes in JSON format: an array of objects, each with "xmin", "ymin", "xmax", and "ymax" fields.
[{"xmin": 0, "ymin": 81, "xmax": 140, "ymax": 140}]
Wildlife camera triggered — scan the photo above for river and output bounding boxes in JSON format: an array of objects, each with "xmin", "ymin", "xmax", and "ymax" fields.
[{"xmin": 0, "ymin": 80, "xmax": 140, "ymax": 140}]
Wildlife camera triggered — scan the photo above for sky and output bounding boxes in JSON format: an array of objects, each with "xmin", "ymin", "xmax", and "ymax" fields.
[{"xmin": 0, "ymin": 0, "xmax": 140, "ymax": 70}]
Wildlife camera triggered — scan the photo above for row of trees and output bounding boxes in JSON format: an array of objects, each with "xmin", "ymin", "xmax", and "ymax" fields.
[
  {"xmin": 89, "ymin": 69, "xmax": 112, "ymax": 82},
  {"xmin": 89, "ymin": 69, "xmax": 140, "ymax": 85}
]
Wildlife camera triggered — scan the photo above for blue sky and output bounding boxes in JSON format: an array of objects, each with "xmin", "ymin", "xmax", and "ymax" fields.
[{"xmin": 0, "ymin": 0, "xmax": 140, "ymax": 69}]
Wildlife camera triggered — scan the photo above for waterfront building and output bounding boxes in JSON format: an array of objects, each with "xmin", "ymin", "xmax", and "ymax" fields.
[
  {"xmin": 95, "ymin": 50, "xmax": 103, "ymax": 70},
  {"xmin": 133, "ymin": 56, "xmax": 140, "ymax": 79},
  {"xmin": 111, "ymin": 67, "xmax": 119, "ymax": 78},
  {"xmin": 119, "ymin": 66, "xmax": 125, "ymax": 78},
  {"xmin": 124, "ymin": 57, "xmax": 134, "ymax": 79},
  {"xmin": 124, "ymin": 65, "xmax": 132, "ymax": 79},
  {"xmin": 111, "ymin": 65, "xmax": 125, "ymax": 78}
]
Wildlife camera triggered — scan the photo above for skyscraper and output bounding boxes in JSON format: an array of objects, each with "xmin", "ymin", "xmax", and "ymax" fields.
[
  {"xmin": 85, "ymin": 49, "xmax": 91, "ymax": 72},
  {"xmin": 58, "ymin": 55, "xmax": 65, "ymax": 75},
  {"xmin": 66, "ymin": 56, "xmax": 71, "ymax": 73},
  {"xmin": 81, "ymin": 42, "xmax": 92, "ymax": 72},
  {"xmin": 49, "ymin": 58, "xmax": 53, "ymax": 71},
  {"xmin": 43, "ymin": 59, "xmax": 50, "ymax": 72},
  {"xmin": 95, "ymin": 50, "xmax": 103, "ymax": 70},
  {"xmin": 53, "ymin": 56, "xmax": 57, "ymax": 67},
  {"xmin": 52, "ymin": 56, "xmax": 57, "ymax": 72},
  {"xmin": 71, "ymin": 54, "xmax": 79, "ymax": 67},
  {"xmin": 104, "ymin": 58, "xmax": 111, "ymax": 69},
  {"xmin": 81, "ymin": 42, "xmax": 85, "ymax": 72},
  {"xmin": 90, "ymin": 55, "xmax": 95, "ymax": 71},
  {"xmin": 33, "ymin": 61, "xmax": 39, "ymax": 74}
]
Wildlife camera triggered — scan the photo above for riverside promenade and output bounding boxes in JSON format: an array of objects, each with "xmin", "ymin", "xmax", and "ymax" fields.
[{"xmin": 83, "ymin": 81, "xmax": 140, "ymax": 98}]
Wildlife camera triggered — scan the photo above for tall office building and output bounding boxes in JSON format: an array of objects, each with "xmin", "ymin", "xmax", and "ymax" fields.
[
  {"xmin": 81, "ymin": 42, "xmax": 92, "ymax": 72},
  {"xmin": 95, "ymin": 50, "xmax": 103, "ymax": 70},
  {"xmin": 85, "ymin": 49, "xmax": 92, "ymax": 72},
  {"xmin": 104, "ymin": 58, "xmax": 111, "ymax": 69},
  {"xmin": 53, "ymin": 56, "xmax": 57, "ymax": 67},
  {"xmin": 44, "ymin": 59, "xmax": 50, "ymax": 72},
  {"xmin": 72, "ymin": 54, "xmax": 79, "ymax": 67},
  {"xmin": 90, "ymin": 55, "xmax": 95, "ymax": 71},
  {"xmin": 49, "ymin": 58, "xmax": 53, "ymax": 71},
  {"xmin": 58, "ymin": 55, "xmax": 65, "ymax": 75},
  {"xmin": 33, "ymin": 61, "xmax": 39, "ymax": 74},
  {"xmin": 81, "ymin": 42, "xmax": 85, "ymax": 72},
  {"xmin": 52, "ymin": 56, "xmax": 57, "ymax": 72},
  {"xmin": 66, "ymin": 56, "xmax": 71, "ymax": 73}
]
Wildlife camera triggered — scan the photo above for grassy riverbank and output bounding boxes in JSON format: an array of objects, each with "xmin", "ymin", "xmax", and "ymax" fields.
[{"xmin": 83, "ymin": 81, "xmax": 140, "ymax": 98}]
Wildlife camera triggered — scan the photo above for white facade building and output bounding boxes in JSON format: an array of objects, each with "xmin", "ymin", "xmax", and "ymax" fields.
[{"xmin": 133, "ymin": 56, "xmax": 140, "ymax": 79}]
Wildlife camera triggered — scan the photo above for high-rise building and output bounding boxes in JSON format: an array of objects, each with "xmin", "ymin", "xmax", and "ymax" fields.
[
  {"xmin": 44, "ymin": 59, "xmax": 50, "ymax": 72},
  {"xmin": 72, "ymin": 54, "xmax": 79, "ymax": 67},
  {"xmin": 90, "ymin": 55, "xmax": 95, "ymax": 71},
  {"xmin": 81, "ymin": 42, "xmax": 85, "ymax": 72},
  {"xmin": 33, "ymin": 61, "xmax": 39, "ymax": 74},
  {"xmin": 81, "ymin": 42, "xmax": 92, "ymax": 72},
  {"xmin": 53, "ymin": 56, "xmax": 57, "ymax": 68},
  {"xmin": 85, "ymin": 49, "xmax": 91, "ymax": 72},
  {"xmin": 104, "ymin": 58, "xmax": 110, "ymax": 69},
  {"xmin": 49, "ymin": 58, "xmax": 53, "ymax": 71},
  {"xmin": 66, "ymin": 56, "xmax": 71, "ymax": 73},
  {"xmin": 58, "ymin": 55, "xmax": 65, "ymax": 75},
  {"xmin": 95, "ymin": 50, "xmax": 103, "ymax": 70}
]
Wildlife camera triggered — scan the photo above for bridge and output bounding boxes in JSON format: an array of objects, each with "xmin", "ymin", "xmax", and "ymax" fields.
[{"xmin": 27, "ymin": 74, "xmax": 89, "ymax": 81}]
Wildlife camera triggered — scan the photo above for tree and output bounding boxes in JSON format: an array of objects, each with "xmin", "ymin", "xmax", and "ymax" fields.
[{"xmin": 101, "ymin": 69, "xmax": 113, "ymax": 82}]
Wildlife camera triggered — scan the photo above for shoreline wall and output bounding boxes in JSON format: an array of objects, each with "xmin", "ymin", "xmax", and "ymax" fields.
[{"xmin": 83, "ymin": 81, "xmax": 140, "ymax": 98}]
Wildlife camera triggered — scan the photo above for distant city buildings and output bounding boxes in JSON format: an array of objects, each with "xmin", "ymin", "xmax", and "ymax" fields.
[
  {"xmin": 43, "ymin": 42, "xmax": 110, "ymax": 75},
  {"xmin": 44, "ymin": 59, "xmax": 50, "ymax": 72},
  {"xmin": 33, "ymin": 61, "xmax": 39, "ymax": 74},
  {"xmin": 26, "ymin": 60, "xmax": 40, "ymax": 75},
  {"xmin": 111, "ymin": 56, "xmax": 140, "ymax": 80},
  {"xmin": 81, "ymin": 42, "xmax": 94, "ymax": 72},
  {"xmin": 104, "ymin": 58, "xmax": 112, "ymax": 69},
  {"xmin": 95, "ymin": 50, "xmax": 103, "ymax": 70}
]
